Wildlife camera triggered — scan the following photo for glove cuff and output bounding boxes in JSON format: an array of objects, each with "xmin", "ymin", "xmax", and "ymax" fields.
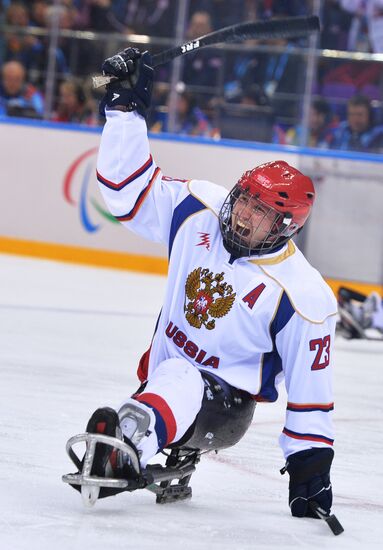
[{"xmin": 99, "ymin": 85, "xmax": 147, "ymax": 118}]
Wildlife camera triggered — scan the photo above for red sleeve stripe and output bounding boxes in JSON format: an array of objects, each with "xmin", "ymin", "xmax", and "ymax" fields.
[
  {"xmin": 282, "ymin": 427, "xmax": 334, "ymax": 446},
  {"xmin": 115, "ymin": 167, "xmax": 160, "ymax": 222},
  {"xmin": 287, "ymin": 402, "xmax": 334, "ymax": 413},
  {"xmin": 96, "ymin": 155, "xmax": 153, "ymax": 191},
  {"xmin": 135, "ymin": 392, "xmax": 177, "ymax": 446}
]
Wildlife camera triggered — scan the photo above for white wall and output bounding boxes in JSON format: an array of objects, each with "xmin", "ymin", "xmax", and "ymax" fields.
[{"xmin": 1, "ymin": 119, "xmax": 382, "ymax": 284}]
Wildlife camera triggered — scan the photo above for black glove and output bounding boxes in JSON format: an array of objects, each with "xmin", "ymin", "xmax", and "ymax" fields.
[
  {"xmin": 99, "ymin": 48, "xmax": 153, "ymax": 118},
  {"xmin": 283, "ymin": 447, "xmax": 334, "ymax": 518}
]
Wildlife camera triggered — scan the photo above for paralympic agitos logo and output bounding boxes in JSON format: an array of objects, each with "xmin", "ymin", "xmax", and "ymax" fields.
[{"xmin": 63, "ymin": 148, "xmax": 118, "ymax": 232}]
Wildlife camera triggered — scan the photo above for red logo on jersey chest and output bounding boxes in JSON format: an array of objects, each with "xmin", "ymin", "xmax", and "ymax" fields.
[{"xmin": 196, "ymin": 232, "xmax": 210, "ymax": 251}]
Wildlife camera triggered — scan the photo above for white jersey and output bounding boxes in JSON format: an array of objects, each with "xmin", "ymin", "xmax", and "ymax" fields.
[{"xmin": 97, "ymin": 110, "xmax": 338, "ymax": 458}]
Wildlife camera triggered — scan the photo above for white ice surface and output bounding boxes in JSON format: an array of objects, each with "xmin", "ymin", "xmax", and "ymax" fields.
[{"xmin": 0, "ymin": 254, "xmax": 382, "ymax": 550}]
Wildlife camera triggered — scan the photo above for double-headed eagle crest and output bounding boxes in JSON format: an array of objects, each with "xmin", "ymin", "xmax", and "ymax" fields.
[{"xmin": 184, "ymin": 267, "xmax": 236, "ymax": 330}]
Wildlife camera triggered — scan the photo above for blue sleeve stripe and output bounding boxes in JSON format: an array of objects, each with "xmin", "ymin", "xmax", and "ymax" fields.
[
  {"xmin": 287, "ymin": 402, "xmax": 334, "ymax": 413},
  {"xmin": 254, "ymin": 291, "xmax": 295, "ymax": 402},
  {"xmin": 114, "ymin": 167, "xmax": 160, "ymax": 221},
  {"xmin": 270, "ymin": 291, "xmax": 295, "ymax": 338},
  {"xmin": 169, "ymin": 194, "xmax": 207, "ymax": 257},
  {"xmin": 283, "ymin": 427, "xmax": 334, "ymax": 445}
]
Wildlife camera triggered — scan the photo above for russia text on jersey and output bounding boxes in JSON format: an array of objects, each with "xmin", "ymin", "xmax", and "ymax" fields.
[{"xmin": 165, "ymin": 321, "xmax": 219, "ymax": 369}]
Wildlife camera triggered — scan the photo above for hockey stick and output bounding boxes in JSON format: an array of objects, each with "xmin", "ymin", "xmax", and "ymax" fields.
[
  {"xmin": 92, "ymin": 15, "xmax": 320, "ymax": 88},
  {"xmin": 309, "ymin": 501, "xmax": 344, "ymax": 536}
]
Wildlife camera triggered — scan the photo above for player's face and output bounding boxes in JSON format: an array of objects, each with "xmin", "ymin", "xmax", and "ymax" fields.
[{"xmin": 231, "ymin": 192, "xmax": 280, "ymax": 249}]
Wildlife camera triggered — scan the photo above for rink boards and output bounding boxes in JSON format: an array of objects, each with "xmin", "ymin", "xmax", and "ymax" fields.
[{"xmin": 0, "ymin": 117, "xmax": 382, "ymax": 294}]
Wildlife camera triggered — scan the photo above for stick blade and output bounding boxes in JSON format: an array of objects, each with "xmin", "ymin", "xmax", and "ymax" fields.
[
  {"xmin": 309, "ymin": 502, "xmax": 345, "ymax": 536},
  {"xmin": 325, "ymin": 514, "xmax": 345, "ymax": 536}
]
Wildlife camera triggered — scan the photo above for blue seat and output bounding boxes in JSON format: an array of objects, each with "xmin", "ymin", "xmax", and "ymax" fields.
[
  {"xmin": 321, "ymin": 83, "xmax": 357, "ymax": 99},
  {"xmin": 360, "ymin": 84, "xmax": 381, "ymax": 101}
]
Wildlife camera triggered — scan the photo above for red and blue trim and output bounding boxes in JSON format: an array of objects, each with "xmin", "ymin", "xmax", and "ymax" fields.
[
  {"xmin": 135, "ymin": 392, "xmax": 177, "ymax": 449},
  {"xmin": 282, "ymin": 427, "xmax": 334, "ymax": 446},
  {"xmin": 114, "ymin": 167, "xmax": 160, "ymax": 222},
  {"xmin": 287, "ymin": 402, "xmax": 334, "ymax": 413},
  {"xmin": 97, "ymin": 155, "xmax": 153, "ymax": 191}
]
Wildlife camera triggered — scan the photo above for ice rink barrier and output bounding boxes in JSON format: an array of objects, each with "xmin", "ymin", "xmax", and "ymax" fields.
[{"xmin": 0, "ymin": 117, "xmax": 382, "ymax": 294}]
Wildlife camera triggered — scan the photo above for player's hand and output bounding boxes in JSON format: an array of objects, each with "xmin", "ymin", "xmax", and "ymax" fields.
[
  {"xmin": 284, "ymin": 447, "xmax": 334, "ymax": 518},
  {"xmin": 99, "ymin": 49, "xmax": 153, "ymax": 118},
  {"xmin": 102, "ymin": 47, "xmax": 142, "ymax": 81}
]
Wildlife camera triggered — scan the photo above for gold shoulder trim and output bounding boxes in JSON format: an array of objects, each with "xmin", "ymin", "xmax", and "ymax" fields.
[
  {"xmin": 258, "ymin": 266, "xmax": 338, "ymax": 324},
  {"xmin": 249, "ymin": 240, "xmax": 296, "ymax": 266}
]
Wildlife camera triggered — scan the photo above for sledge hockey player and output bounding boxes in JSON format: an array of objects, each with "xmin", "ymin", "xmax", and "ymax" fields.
[
  {"xmin": 337, "ymin": 286, "xmax": 383, "ymax": 340},
  {"xmin": 64, "ymin": 48, "xmax": 338, "ymax": 520}
]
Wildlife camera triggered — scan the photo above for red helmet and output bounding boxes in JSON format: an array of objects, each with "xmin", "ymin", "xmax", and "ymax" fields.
[
  {"xmin": 238, "ymin": 160, "xmax": 315, "ymax": 228},
  {"xmin": 219, "ymin": 161, "xmax": 315, "ymax": 256}
]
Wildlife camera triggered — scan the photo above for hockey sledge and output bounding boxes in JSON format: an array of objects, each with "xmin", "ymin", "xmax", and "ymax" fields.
[
  {"xmin": 63, "ymin": 372, "xmax": 256, "ymax": 506},
  {"xmin": 336, "ymin": 306, "xmax": 383, "ymax": 342},
  {"xmin": 62, "ymin": 432, "xmax": 201, "ymax": 506}
]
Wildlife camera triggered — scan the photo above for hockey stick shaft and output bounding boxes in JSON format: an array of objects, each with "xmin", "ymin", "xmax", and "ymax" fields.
[
  {"xmin": 92, "ymin": 15, "xmax": 320, "ymax": 88},
  {"xmin": 152, "ymin": 16, "xmax": 319, "ymax": 66}
]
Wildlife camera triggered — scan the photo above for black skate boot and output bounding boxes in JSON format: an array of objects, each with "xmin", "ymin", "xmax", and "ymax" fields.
[
  {"xmin": 85, "ymin": 407, "xmax": 141, "ymax": 491},
  {"xmin": 64, "ymin": 407, "xmax": 142, "ymax": 505}
]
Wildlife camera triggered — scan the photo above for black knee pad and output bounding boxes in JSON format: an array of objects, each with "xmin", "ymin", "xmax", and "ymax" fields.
[{"xmin": 171, "ymin": 371, "xmax": 256, "ymax": 452}]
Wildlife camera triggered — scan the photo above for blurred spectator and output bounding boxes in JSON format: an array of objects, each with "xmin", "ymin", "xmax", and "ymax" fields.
[
  {"xmin": 181, "ymin": 11, "xmax": 222, "ymax": 97},
  {"xmin": 340, "ymin": 0, "xmax": 383, "ymax": 53},
  {"xmin": 223, "ymin": 41, "xmax": 263, "ymax": 103},
  {"xmin": 285, "ymin": 98, "xmax": 335, "ymax": 148},
  {"xmin": 5, "ymin": 0, "xmax": 29, "ymax": 26},
  {"xmin": 46, "ymin": 3, "xmax": 91, "ymax": 76},
  {"xmin": 188, "ymin": 0, "xmax": 245, "ymax": 29},
  {"xmin": 320, "ymin": 0, "xmax": 353, "ymax": 50},
  {"xmin": 3, "ymin": 1, "xmax": 35, "ymax": 66},
  {"xmin": 74, "ymin": 0, "xmax": 117, "ymax": 32},
  {"xmin": 329, "ymin": 94, "xmax": 383, "ymax": 152},
  {"xmin": 226, "ymin": 37, "xmax": 304, "ymax": 122},
  {"xmin": 186, "ymin": 9, "xmax": 212, "ymax": 38},
  {"xmin": 4, "ymin": 1, "xmax": 69, "ymax": 88},
  {"xmin": 90, "ymin": 0, "xmax": 177, "ymax": 37},
  {"xmin": 30, "ymin": 1, "xmax": 48, "ymax": 28},
  {"xmin": 320, "ymin": 0, "xmax": 383, "ymax": 52},
  {"xmin": 238, "ymin": 82, "xmax": 269, "ymax": 107},
  {"xmin": 52, "ymin": 78, "xmax": 97, "ymax": 125},
  {"xmin": 21, "ymin": 39, "xmax": 68, "ymax": 89},
  {"xmin": 255, "ymin": 0, "xmax": 310, "ymax": 19},
  {"xmin": 0, "ymin": 59, "xmax": 44, "ymax": 117},
  {"xmin": 150, "ymin": 89, "xmax": 214, "ymax": 137}
]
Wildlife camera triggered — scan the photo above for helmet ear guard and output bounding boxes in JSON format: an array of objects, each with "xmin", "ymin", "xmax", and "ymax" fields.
[{"xmin": 279, "ymin": 212, "xmax": 296, "ymax": 236}]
